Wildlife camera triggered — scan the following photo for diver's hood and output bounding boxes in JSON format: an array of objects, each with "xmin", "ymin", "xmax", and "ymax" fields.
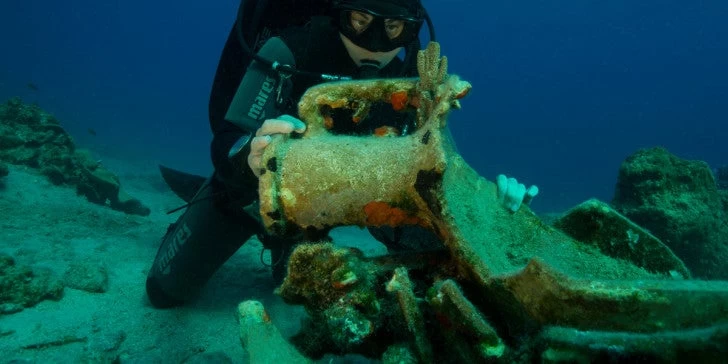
[{"xmin": 335, "ymin": 0, "xmax": 423, "ymax": 20}]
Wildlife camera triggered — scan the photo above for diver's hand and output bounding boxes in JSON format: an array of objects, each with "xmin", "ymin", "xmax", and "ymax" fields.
[
  {"xmin": 248, "ymin": 115, "xmax": 306, "ymax": 177},
  {"xmin": 496, "ymin": 174, "xmax": 539, "ymax": 212}
]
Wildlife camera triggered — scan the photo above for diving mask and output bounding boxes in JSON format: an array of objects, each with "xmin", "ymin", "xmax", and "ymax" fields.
[{"xmin": 335, "ymin": 1, "xmax": 424, "ymax": 52}]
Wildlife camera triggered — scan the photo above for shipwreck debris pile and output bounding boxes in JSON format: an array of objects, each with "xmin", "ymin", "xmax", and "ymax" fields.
[
  {"xmin": 237, "ymin": 43, "xmax": 728, "ymax": 363},
  {"xmin": 0, "ymin": 98, "xmax": 149, "ymax": 216}
]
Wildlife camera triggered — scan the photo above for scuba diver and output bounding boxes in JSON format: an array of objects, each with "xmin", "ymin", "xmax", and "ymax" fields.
[{"xmin": 146, "ymin": 0, "xmax": 538, "ymax": 308}]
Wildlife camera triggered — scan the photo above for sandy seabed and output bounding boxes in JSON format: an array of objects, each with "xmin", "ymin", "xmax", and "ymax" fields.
[{"xmin": 0, "ymin": 157, "xmax": 384, "ymax": 363}]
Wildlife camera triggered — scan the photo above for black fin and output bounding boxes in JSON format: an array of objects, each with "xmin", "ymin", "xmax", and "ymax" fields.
[{"xmin": 159, "ymin": 165, "xmax": 207, "ymax": 203}]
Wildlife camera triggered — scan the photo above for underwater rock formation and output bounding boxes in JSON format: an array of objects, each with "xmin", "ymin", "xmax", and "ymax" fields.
[
  {"xmin": 554, "ymin": 199, "xmax": 690, "ymax": 278},
  {"xmin": 63, "ymin": 262, "xmax": 109, "ymax": 293},
  {"xmin": 0, "ymin": 253, "xmax": 64, "ymax": 314},
  {"xmin": 0, "ymin": 98, "xmax": 150, "ymax": 216},
  {"xmin": 612, "ymin": 146, "xmax": 728, "ymax": 279},
  {"xmin": 239, "ymin": 43, "xmax": 728, "ymax": 362}
]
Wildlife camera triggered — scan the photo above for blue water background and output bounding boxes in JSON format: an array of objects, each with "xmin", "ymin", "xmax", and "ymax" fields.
[{"xmin": 1, "ymin": 0, "xmax": 726, "ymax": 213}]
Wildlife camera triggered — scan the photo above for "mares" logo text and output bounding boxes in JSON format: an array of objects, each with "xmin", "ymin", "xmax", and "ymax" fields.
[
  {"xmin": 158, "ymin": 222, "xmax": 191, "ymax": 276},
  {"xmin": 247, "ymin": 75, "xmax": 276, "ymax": 121}
]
